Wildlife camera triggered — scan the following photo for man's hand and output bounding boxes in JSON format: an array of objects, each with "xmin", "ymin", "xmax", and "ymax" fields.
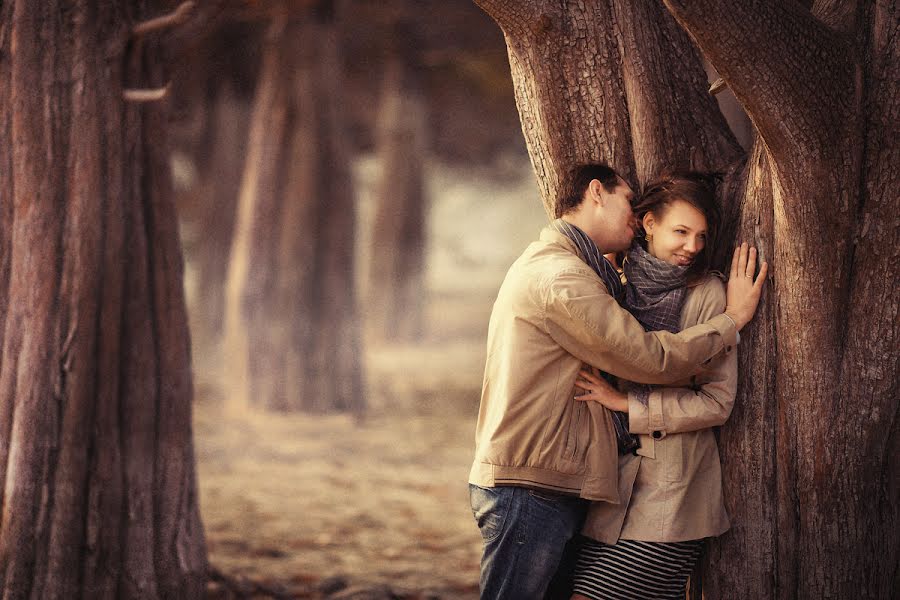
[{"xmin": 725, "ymin": 242, "xmax": 769, "ymax": 330}]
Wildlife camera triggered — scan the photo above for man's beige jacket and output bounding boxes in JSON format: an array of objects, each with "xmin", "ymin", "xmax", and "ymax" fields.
[
  {"xmin": 468, "ymin": 227, "xmax": 737, "ymax": 502},
  {"xmin": 583, "ymin": 274, "xmax": 737, "ymax": 541}
]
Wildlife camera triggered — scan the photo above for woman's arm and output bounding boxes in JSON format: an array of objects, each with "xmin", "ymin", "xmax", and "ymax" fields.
[
  {"xmin": 629, "ymin": 277, "xmax": 738, "ymax": 436},
  {"xmin": 574, "ymin": 277, "xmax": 738, "ymax": 435},
  {"xmin": 626, "ymin": 345, "xmax": 736, "ymax": 436}
]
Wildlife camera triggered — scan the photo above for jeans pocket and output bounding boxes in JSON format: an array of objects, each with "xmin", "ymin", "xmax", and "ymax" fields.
[
  {"xmin": 527, "ymin": 488, "xmax": 563, "ymax": 504},
  {"xmin": 470, "ymin": 484, "xmax": 508, "ymax": 543}
]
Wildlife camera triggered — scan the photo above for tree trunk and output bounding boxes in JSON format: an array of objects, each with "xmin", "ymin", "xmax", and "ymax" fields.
[
  {"xmin": 225, "ymin": 6, "xmax": 364, "ymax": 413},
  {"xmin": 366, "ymin": 20, "xmax": 429, "ymax": 342},
  {"xmin": 0, "ymin": 2, "xmax": 207, "ymax": 598},
  {"xmin": 476, "ymin": 0, "xmax": 898, "ymax": 597},
  {"xmin": 185, "ymin": 84, "xmax": 249, "ymax": 345},
  {"xmin": 474, "ymin": 0, "xmax": 740, "ymax": 216}
]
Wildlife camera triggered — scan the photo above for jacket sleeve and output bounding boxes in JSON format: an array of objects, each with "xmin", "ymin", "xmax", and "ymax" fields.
[
  {"xmin": 542, "ymin": 267, "xmax": 737, "ymax": 385},
  {"xmin": 627, "ymin": 278, "xmax": 738, "ymax": 436}
]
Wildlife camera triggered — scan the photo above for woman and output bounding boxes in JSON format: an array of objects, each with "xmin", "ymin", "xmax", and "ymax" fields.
[{"xmin": 570, "ymin": 171, "xmax": 738, "ymax": 600}]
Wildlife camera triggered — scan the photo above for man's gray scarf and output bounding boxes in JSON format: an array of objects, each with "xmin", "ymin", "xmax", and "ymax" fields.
[
  {"xmin": 624, "ymin": 242, "xmax": 690, "ymax": 410},
  {"xmin": 550, "ymin": 219, "xmax": 624, "ymax": 301},
  {"xmin": 550, "ymin": 219, "xmax": 634, "ymax": 452}
]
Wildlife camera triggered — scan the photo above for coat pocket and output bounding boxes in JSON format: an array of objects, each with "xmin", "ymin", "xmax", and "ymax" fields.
[
  {"xmin": 659, "ymin": 435, "xmax": 684, "ymax": 482},
  {"xmin": 563, "ymin": 400, "xmax": 587, "ymax": 461}
]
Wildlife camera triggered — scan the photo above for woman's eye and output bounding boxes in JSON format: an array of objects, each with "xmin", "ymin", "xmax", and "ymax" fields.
[{"xmin": 675, "ymin": 229, "xmax": 686, "ymax": 234}]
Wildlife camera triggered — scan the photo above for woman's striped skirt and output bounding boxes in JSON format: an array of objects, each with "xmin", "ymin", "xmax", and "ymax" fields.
[{"xmin": 572, "ymin": 538, "xmax": 703, "ymax": 600}]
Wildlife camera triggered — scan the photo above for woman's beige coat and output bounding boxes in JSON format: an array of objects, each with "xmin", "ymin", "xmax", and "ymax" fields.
[{"xmin": 582, "ymin": 274, "xmax": 738, "ymax": 543}]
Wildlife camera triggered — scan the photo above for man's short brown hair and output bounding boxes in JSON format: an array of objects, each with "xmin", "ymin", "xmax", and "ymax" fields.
[{"xmin": 555, "ymin": 163, "xmax": 621, "ymax": 218}]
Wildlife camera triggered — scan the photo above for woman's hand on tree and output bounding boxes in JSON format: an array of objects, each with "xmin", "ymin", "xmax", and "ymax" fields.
[
  {"xmin": 574, "ymin": 370, "xmax": 628, "ymax": 412},
  {"xmin": 724, "ymin": 242, "xmax": 769, "ymax": 330}
]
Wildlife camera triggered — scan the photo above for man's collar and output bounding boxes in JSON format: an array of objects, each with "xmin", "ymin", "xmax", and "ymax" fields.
[{"xmin": 540, "ymin": 225, "xmax": 585, "ymax": 262}]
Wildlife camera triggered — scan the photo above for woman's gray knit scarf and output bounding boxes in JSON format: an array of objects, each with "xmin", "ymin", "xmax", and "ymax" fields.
[
  {"xmin": 623, "ymin": 242, "xmax": 688, "ymax": 334},
  {"xmin": 623, "ymin": 242, "xmax": 689, "ymax": 411}
]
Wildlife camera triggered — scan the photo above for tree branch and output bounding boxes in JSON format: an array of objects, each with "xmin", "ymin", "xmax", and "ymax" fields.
[
  {"xmin": 123, "ymin": 84, "xmax": 170, "ymax": 102},
  {"xmin": 663, "ymin": 0, "xmax": 858, "ymax": 186},
  {"xmin": 132, "ymin": 1, "xmax": 195, "ymax": 37},
  {"xmin": 611, "ymin": 0, "xmax": 743, "ymax": 184}
]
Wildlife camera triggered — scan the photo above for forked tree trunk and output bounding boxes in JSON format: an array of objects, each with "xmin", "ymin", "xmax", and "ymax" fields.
[
  {"xmin": 225, "ymin": 5, "xmax": 364, "ymax": 413},
  {"xmin": 476, "ymin": 1, "xmax": 898, "ymax": 598},
  {"xmin": 0, "ymin": 1, "xmax": 207, "ymax": 598},
  {"xmin": 366, "ymin": 22, "xmax": 428, "ymax": 342}
]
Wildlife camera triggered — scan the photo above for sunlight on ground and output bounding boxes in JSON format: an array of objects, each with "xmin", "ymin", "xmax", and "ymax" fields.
[{"xmin": 195, "ymin": 393, "xmax": 482, "ymax": 597}]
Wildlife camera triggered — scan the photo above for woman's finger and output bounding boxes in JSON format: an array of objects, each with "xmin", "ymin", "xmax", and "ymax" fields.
[
  {"xmin": 738, "ymin": 242, "xmax": 749, "ymax": 277},
  {"xmin": 730, "ymin": 244, "xmax": 741, "ymax": 279},
  {"xmin": 746, "ymin": 246, "xmax": 757, "ymax": 278},
  {"xmin": 755, "ymin": 261, "xmax": 769, "ymax": 288}
]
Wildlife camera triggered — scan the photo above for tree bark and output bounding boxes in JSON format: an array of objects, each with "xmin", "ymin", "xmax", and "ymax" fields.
[
  {"xmin": 664, "ymin": 1, "xmax": 898, "ymax": 597},
  {"xmin": 477, "ymin": 0, "xmax": 898, "ymax": 597},
  {"xmin": 366, "ymin": 20, "xmax": 429, "ymax": 342},
  {"xmin": 474, "ymin": 0, "xmax": 741, "ymax": 216},
  {"xmin": 225, "ymin": 6, "xmax": 364, "ymax": 413},
  {"xmin": 0, "ymin": 1, "xmax": 207, "ymax": 598}
]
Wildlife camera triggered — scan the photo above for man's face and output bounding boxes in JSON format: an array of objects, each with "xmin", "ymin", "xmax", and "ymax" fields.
[{"xmin": 598, "ymin": 179, "xmax": 637, "ymax": 252}]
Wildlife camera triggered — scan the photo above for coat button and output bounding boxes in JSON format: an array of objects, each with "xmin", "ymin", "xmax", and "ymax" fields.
[{"xmin": 652, "ymin": 430, "xmax": 662, "ymax": 439}]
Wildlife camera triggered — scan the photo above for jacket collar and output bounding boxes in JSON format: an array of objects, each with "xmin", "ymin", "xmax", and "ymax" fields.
[{"xmin": 540, "ymin": 226, "xmax": 586, "ymax": 262}]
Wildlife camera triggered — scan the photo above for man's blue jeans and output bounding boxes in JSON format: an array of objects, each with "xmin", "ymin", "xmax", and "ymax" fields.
[{"xmin": 469, "ymin": 483, "xmax": 587, "ymax": 599}]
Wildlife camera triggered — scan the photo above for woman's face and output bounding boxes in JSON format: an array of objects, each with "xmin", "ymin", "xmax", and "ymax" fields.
[{"xmin": 643, "ymin": 199, "xmax": 708, "ymax": 267}]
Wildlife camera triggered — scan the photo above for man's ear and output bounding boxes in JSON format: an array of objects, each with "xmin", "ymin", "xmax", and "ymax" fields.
[{"xmin": 589, "ymin": 179, "xmax": 605, "ymax": 206}]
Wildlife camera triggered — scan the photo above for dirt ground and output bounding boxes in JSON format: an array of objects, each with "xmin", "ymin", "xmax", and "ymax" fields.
[{"xmin": 195, "ymin": 388, "xmax": 482, "ymax": 598}]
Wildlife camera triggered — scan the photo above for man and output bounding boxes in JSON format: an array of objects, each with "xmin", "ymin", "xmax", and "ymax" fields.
[{"xmin": 469, "ymin": 163, "xmax": 767, "ymax": 599}]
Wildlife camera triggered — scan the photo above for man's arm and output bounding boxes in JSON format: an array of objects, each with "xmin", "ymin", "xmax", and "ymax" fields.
[
  {"xmin": 543, "ymin": 244, "xmax": 765, "ymax": 384},
  {"xmin": 544, "ymin": 269, "xmax": 733, "ymax": 384}
]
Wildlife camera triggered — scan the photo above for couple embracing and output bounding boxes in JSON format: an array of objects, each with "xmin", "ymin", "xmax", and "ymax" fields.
[{"xmin": 469, "ymin": 163, "xmax": 767, "ymax": 600}]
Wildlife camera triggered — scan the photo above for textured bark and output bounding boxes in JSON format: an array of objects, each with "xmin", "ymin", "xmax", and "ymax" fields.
[
  {"xmin": 474, "ymin": 0, "xmax": 636, "ymax": 215},
  {"xmin": 225, "ymin": 7, "xmax": 364, "ymax": 413},
  {"xmin": 474, "ymin": 0, "xmax": 741, "ymax": 216},
  {"xmin": 479, "ymin": 0, "xmax": 898, "ymax": 597},
  {"xmin": 664, "ymin": 1, "xmax": 898, "ymax": 598},
  {"xmin": 0, "ymin": 1, "xmax": 207, "ymax": 598},
  {"xmin": 367, "ymin": 23, "xmax": 428, "ymax": 342}
]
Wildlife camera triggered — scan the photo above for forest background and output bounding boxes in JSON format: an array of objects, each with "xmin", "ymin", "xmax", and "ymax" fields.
[{"xmin": 0, "ymin": 0, "xmax": 895, "ymax": 599}]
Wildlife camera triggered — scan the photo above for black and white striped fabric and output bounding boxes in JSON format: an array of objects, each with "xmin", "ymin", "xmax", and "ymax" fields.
[{"xmin": 573, "ymin": 538, "xmax": 703, "ymax": 600}]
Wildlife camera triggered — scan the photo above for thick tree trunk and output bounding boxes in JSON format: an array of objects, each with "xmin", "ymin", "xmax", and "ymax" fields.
[
  {"xmin": 664, "ymin": 1, "xmax": 899, "ymax": 597},
  {"xmin": 366, "ymin": 23, "xmax": 428, "ymax": 342},
  {"xmin": 0, "ymin": 2, "xmax": 207, "ymax": 598},
  {"xmin": 478, "ymin": 0, "xmax": 898, "ymax": 598},
  {"xmin": 225, "ymin": 7, "xmax": 364, "ymax": 413},
  {"xmin": 474, "ymin": 0, "xmax": 740, "ymax": 216}
]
